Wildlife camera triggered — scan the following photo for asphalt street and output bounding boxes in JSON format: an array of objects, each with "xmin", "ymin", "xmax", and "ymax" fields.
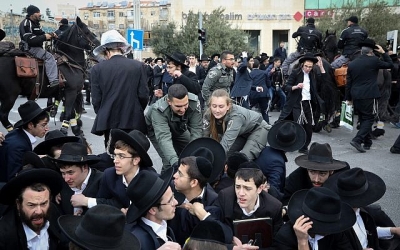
[{"xmin": 2, "ymin": 96, "xmax": 400, "ymax": 225}]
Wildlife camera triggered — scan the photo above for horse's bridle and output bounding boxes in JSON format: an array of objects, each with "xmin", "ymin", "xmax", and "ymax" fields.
[{"xmin": 55, "ymin": 23, "xmax": 97, "ymax": 54}]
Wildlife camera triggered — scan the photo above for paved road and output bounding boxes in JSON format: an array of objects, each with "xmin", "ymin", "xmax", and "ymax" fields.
[{"xmin": 2, "ymin": 96, "xmax": 400, "ymax": 225}]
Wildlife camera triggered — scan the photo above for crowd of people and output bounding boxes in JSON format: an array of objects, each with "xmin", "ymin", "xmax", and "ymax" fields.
[{"xmin": 0, "ymin": 5, "xmax": 400, "ymax": 250}]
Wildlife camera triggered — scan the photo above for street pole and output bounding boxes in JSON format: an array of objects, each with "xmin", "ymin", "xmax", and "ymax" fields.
[
  {"xmin": 133, "ymin": 0, "xmax": 141, "ymax": 60},
  {"xmin": 198, "ymin": 12, "xmax": 203, "ymax": 57},
  {"xmin": 10, "ymin": 4, "xmax": 14, "ymax": 44}
]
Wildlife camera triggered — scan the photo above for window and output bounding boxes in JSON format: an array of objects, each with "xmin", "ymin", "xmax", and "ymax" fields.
[
  {"xmin": 119, "ymin": 24, "xmax": 124, "ymax": 29},
  {"xmin": 108, "ymin": 23, "xmax": 115, "ymax": 29},
  {"xmin": 119, "ymin": 12, "xmax": 124, "ymax": 17},
  {"xmin": 159, "ymin": 8, "xmax": 168, "ymax": 20},
  {"xmin": 93, "ymin": 24, "xmax": 99, "ymax": 28},
  {"xmin": 93, "ymin": 12, "xmax": 100, "ymax": 18},
  {"xmin": 107, "ymin": 10, "xmax": 115, "ymax": 17}
]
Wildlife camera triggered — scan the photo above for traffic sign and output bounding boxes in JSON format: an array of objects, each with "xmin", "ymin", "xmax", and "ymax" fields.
[{"xmin": 126, "ymin": 29, "xmax": 144, "ymax": 51}]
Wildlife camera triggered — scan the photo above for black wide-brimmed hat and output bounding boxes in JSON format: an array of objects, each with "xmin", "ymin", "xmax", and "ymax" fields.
[
  {"xmin": 211, "ymin": 53, "xmax": 220, "ymax": 59},
  {"xmin": 49, "ymin": 142, "xmax": 101, "ymax": 165},
  {"xmin": 324, "ymin": 167, "xmax": 386, "ymax": 208},
  {"xmin": 0, "ymin": 168, "xmax": 63, "ymax": 205},
  {"xmin": 189, "ymin": 219, "xmax": 233, "ymax": 245},
  {"xmin": 359, "ymin": 38, "xmax": 379, "ymax": 50},
  {"xmin": 22, "ymin": 151, "xmax": 46, "ymax": 169},
  {"xmin": 126, "ymin": 167, "xmax": 173, "ymax": 223},
  {"xmin": 108, "ymin": 129, "xmax": 153, "ymax": 168},
  {"xmin": 58, "ymin": 204, "xmax": 140, "ymax": 250},
  {"xmin": 165, "ymin": 52, "xmax": 189, "ymax": 68},
  {"xmin": 199, "ymin": 54, "xmax": 210, "ymax": 61},
  {"xmin": 179, "ymin": 137, "xmax": 226, "ymax": 183},
  {"xmin": 268, "ymin": 121, "xmax": 306, "ymax": 152},
  {"xmin": 295, "ymin": 142, "xmax": 347, "ymax": 171},
  {"xmin": 14, "ymin": 100, "xmax": 51, "ymax": 128},
  {"xmin": 299, "ymin": 52, "xmax": 318, "ymax": 64},
  {"xmin": 288, "ymin": 187, "xmax": 356, "ymax": 234},
  {"xmin": 34, "ymin": 130, "xmax": 80, "ymax": 155},
  {"xmin": 154, "ymin": 57, "xmax": 164, "ymax": 63},
  {"xmin": 59, "ymin": 18, "xmax": 68, "ymax": 25},
  {"xmin": 0, "ymin": 29, "xmax": 5, "ymax": 42}
]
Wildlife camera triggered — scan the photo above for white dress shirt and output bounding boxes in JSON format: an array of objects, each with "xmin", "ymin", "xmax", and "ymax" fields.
[
  {"xmin": 23, "ymin": 221, "xmax": 50, "ymax": 250},
  {"xmin": 240, "ymin": 195, "xmax": 260, "ymax": 217},
  {"xmin": 23, "ymin": 129, "xmax": 37, "ymax": 149},
  {"xmin": 308, "ymin": 234, "xmax": 324, "ymax": 250},
  {"xmin": 71, "ymin": 168, "xmax": 92, "ymax": 214},
  {"xmin": 301, "ymin": 71, "xmax": 311, "ymax": 101},
  {"xmin": 141, "ymin": 217, "xmax": 169, "ymax": 243}
]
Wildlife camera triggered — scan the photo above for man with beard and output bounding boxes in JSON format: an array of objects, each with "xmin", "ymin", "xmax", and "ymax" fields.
[{"xmin": 0, "ymin": 169, "xmax": 64, "ymax": 249}]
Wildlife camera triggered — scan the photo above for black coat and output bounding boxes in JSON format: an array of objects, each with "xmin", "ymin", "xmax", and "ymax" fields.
[
  {"xmin": 172, "ymin": 67, "xmax": 200, "ymax": 95},
  {"xmin": 153, "ymin": 64, "xmax": 164, "ymax": 87},
  {"xmin": 272, "ymin": 222, "xmax": 358, "ymax": 250},
  {"xmin": 196, "ymin": 65, "xmax": 207, "ymax": 86},
  {"xmin": 0, "ymin": 204, "xmax": 65, "ymax": 250},
  {"xmin": 58, "ymin": 168, "xmax": 103, "ymax": 215},
  {"xmin": 345, "ymin": 53, "xmax": 393, "ymax": 101},
  {"xmin": 90, "ymin": 55, "xmax": 149, "ymax": 135},
  {"xmin": 231, "ymin": 58, "xmax": 253, "ymax": 98},
  {"xmin": 127, "ymin": 219, "xmax": 177, "ymax": 250},
  {"xmin": 214, "ymin": 185, "xmax": 283, "ymax": 236}
]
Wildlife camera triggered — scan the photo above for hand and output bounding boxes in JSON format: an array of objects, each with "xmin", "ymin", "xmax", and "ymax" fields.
[
  {"xmin": 242, "ymin": 51, "xmax": 248, "ymax": 58},
  {"xmin": 316, "ymin": 56, "xmax": 323, "ymax": 68},
  {"xmin": 173, "ymin": 70, "xmax": 182, "ymax": 78},
  {"xmin": 256, "ymin": 86, "xmax": 263, "ymax": 92},
  {"xmin": 70, "ymin": 194, "xmax": 88, "ymax": 207},
  {"xmin": 120, "ymin": 208, "xmax": 128, "ymax": 215},
  {"xmin": 190, "ymin": 202, "xmax": 205, "ymax": 216},
  {"xmin": 346, "ymin": 100, "xmax": 353, "ymax": 106},
  {"xmin": 156, "ymin": 241, "xmax": 181, "ymax": 250},
  {"xmin": 55, "ymin": 193, "xmax": 61, "ymax": 204},
  {"xmin": 74, "ymin": 209, "xmax": 83, "ymax": 216},
  {"xmin": 232, "ymin": 236, "xmax": 259, "ymax": 250},
  {"xmin": 297, "ymin": 83, "xmax": 304, "ymax": 89},
  {"xmin": 52, "ymin": 32, "xmax": 58, "ymax": 39},
  {"xmin": 293, "ymin": 215, "xmax": 313, "ymax": 243},
  {"xmin": 270, "ymin": 67, "xmax": 275, "ymax": 73},
  {"xmin": 154, "ymin": 89, "xmax": 163, "ymax": 97},
  {"xmin": 0, "ymin": 132, "xmax": 4, "ymax": 146},
  {"xmin": 45, "ymin": 33, "xmax": 53, "ymax": 40},
  {"xmin": 179, "ymin": 203, "xmax": 192, "ymax": 212},
  {"xmin": 390, "ymin": 227, "xmax": 400, "ymax": 237},
  {"xmin": 375, "ymin": 44, "xmax": 385, "ymax": 54}
]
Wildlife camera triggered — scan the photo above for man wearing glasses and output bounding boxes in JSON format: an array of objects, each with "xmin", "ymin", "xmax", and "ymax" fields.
[
  {"xmin": 126, "ymin": 168, "xmax": 181, "ymax": 250},
  {"xmin": 96, "ymin": 129, "xmax": 156, "ymax": 210},
  {"xmin": 0, "ymin": 101, "xmax": 50, "ymax": 181},
  {"xmin": 278, "ymin": 53, "xmax": 325, "ymax": 154},
  {"xmin": 202, "ymin": 50, "xmax": 235, "ymax": 104}
]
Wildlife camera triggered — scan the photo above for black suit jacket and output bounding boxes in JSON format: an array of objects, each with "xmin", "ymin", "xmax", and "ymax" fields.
[
  {"xmin": 127, "ymin": 219, "xmax": 176, "ymax": 250},
  {"xmin": 0, "ymin": 129, "xmax": 32, "ymax": 182},
  {"xmin": 58, "ymin": 168, "xmax": 103, "ymax": 215},
  {"xmin": 0, "ymin": 204, "xmax": 65, "ymax": 250}
]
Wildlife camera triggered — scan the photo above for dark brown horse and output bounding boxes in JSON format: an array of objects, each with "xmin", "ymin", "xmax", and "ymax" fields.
[
  {"xmin": 0, "ymin": 17, "xmax": 99, "ymax": 135},
  {"xmin": 322, "ymin": 30, "xmax": 338, "ymax": 63}
]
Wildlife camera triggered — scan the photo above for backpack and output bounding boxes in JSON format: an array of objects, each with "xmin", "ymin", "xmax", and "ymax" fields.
[{"xmin": 334, "ymin": 64, "xmax": 348, "ymax": 87}]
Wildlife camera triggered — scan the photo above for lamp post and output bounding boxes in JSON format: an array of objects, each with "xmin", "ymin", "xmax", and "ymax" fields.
[{"xmin": 133, "ymin": 0, "xmax": 141, "ymax": 60}]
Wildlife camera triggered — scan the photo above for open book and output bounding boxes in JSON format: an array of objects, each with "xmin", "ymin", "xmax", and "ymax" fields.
[{"xmin": 233, "ymin": 217, "xmax": 273, "ymax": 248}]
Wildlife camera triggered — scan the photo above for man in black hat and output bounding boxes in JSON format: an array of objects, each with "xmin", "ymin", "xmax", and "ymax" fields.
[
  {"xmin": 324, "ymin": 167, "xmax": 400, "ymax": 250},
  {"xmin": 278, "ymin": 53, "xmax": 325, "ymax": 154},
  {"xmin": 0, "ymin": 169, "xmax": 65, "ymax": 249},
  {"xmin": 153, "ymin": 57, "xmax": 165, "ymax": 93},
  {"xmin": 55, "ymin": 18, "xmax": 69, "ymax": 37},
  {"xmin": 145, "ymin": 84, "xmax": 202, "ymax": 173},
  {"xmin": 345, "ymin": 38, "xmax": 393, "ymax": 153},
  {"xmin": 96, "ymin": 129, "xmax": 155, "ymax": 209},
  {"xmin": 50, "ymin": 142, "xmax": 103, "ymax": 216},
  {"xmin": 125, "ymin": 169, "xmax": 181, "ymax": 250},
  {"xmin": 282, "ymin": 17, "xmax": 322, "ymax": 76},
  {"xmin": 273, "ymin": 187, "xmax": 357, "ymax": 249},
  {"xmin": 331, "ymin": 16, "xmax": 368, "ymax": 69},
  {"xmin": 208, "ymin": 53, "xmax": 220, "ymax": 71},
  {"xmin": 0, "ymin": 100, "xmax": 50, "ymax": 182},
  {"xmin": 19, "ymin": 5, "xmax": 59, "ymax": 87},
  {"xmin": 282, "ymin": 142, "xmax": 349, "ymax": 206}
]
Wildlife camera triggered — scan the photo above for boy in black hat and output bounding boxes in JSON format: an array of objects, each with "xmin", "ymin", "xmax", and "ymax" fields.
[
  {"xmin": 19, "ymin": 5, "xmax": 59, "ymax": 87},
  {"xmin": 0, "ymin": 100, "xmax": 50, "ymax": 182}
]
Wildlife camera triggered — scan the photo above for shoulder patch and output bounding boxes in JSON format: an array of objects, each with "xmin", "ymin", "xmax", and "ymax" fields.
[
  {"xmin": 226, "ymin": 120, "xmax": 233, "ymax": 131},
  {"xmin": 208, "ymin": 70, "xmax": 218, "ymax": 79},
  {"xmin": 188, "ymin": 92, "xmax": 199, "ymax": 101}
]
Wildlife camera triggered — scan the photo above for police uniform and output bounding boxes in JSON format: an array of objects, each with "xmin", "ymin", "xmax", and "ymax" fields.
[
  {"xmin": 203, "ymin": 104, "xmax": 269, "ymax": 160},
  {"xmin": 201, "ymin": 63, "xmax": 234, "ymax": 104},
  {"xmin": 146, "ymin": 93, "xmax": 202, "ymax": 172}
]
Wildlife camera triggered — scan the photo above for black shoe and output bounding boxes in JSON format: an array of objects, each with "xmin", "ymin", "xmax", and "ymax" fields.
[
  {"xmin": 350, "ymin": 141, "xmax": 366, "ymax": 153},
  {"xmin": 84, "ymin": 101, "xmax": 91, "ymax": 105},
  {"xmin": 364, "ymin": 146, "xmax": 371, "ymax": 150},
  {"xmin": 390, "ymin": 147, "xmax": 400, "ymax": 154},
  {"xmin": 49, "ymin": 80, "xmax": 59, "ymax": 87},
  {"xmin": 298, "ymin": 148, "xmax": 308, "ymax": 154}
]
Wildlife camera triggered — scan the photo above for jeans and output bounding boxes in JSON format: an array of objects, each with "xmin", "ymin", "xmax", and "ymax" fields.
[
  {"xmin": 269, "ymin": 87, "xmax": 286, "ymax": 109},
  {"xmin": 29, "ymin": 47, "xmax": 58, "ymax": 82}
]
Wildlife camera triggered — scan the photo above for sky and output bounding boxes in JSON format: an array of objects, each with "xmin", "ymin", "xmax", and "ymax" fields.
[{"xmin": 0, "ymin": 0, "xmax": 88, "ymax": 15}]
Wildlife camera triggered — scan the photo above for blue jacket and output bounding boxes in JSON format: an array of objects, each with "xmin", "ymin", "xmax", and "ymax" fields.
[
  {"xmin": 230, "ymin": 57, "xmax": 253, "ymax": 98},
  {"xmin": 0, "ymin": 129, "xmax": 32, "ymax": 182}
]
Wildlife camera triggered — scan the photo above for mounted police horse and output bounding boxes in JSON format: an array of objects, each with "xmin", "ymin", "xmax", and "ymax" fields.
[
  {"xmin": 322, "ymin": 30, "xmax": 338, "ymax": 63},
  {"xmin": 0, "ymin": 17, "xmax": 99, "ymax": 135}
]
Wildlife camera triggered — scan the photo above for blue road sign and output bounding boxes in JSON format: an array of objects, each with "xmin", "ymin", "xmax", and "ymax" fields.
[{"xmin": 126, "ymin": 29, "xmax": 144, "ymax": 51}]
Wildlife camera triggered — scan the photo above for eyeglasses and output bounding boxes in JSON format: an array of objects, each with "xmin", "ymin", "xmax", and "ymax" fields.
[
  {"xmin": 158, "ymin": 193, "xmax": 176, "ymax": 206},
  {"xmin": 110, "ymin": 154, "xmax": 135, "ymax": 160}
]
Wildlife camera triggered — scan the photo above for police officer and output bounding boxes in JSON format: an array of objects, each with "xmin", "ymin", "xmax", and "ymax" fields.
[
  {"xmin": 146, "ymin": 84, "xmax": 202, "ymax": 173},
  {"xmin": 201, "ymin": 50, "xmax": 235, "ymax": 105},
  {"xmin": 331, "ymin": 16, "xmax": 368, "ymax": 69},
  {"xmin": 55, "ymin": 18, "xmax": 69, "ymax": 36},
  {"xmin": 282, "ymin": 18, "xmax": 322, "ymax": 76}
]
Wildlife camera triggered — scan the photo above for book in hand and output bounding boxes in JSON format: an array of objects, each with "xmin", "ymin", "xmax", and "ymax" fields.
[{"xmin": 233, "ymin": 217, "xmax": 273, "ymax": 248}]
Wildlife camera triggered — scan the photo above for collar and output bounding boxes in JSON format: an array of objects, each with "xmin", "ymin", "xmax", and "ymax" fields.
[
  {"xmin": 240, "ymin": 194, "xmax": 260, "ymax": 216},
  {"xmin": 302, "ymin": 70, "xmax": 310, "ymax": 75},
  {"xmin": 184, "ymin": 187, "xmax": 205, "ymax": 204},
  {"xmin": 23, "ymin": 221, "xmax": 50, "ymax": 241},
  {"xmin": 308, "ymin": 234, "xmax": 324, "ymax": 250},
  {"xmin": 141, "ymin": 217, "xmax": 168, "ymax": 242},
  {"xmin": 23, "ymin": 129, "xmax": 37, "ymax": 145},
  {"xmin": 122, "ymin": 167, "xmax": 140, "ymax": 187},
  {"xmin": 71, "ymin": 168, "xmax": 92, "ymax": 192}
]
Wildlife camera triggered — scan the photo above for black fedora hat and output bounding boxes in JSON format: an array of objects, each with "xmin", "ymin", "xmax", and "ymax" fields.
[
  {"xmin": 299, "ymin": 52, "xmax": 318, "ymax": 64},
  {"xmin": 22, "ymin": 151, "xmax": 46, "ymax": 169},
  {"xmin": 34, "ymin": 130, "xmax": 80, "ymax": 155},
  {"xmin": 14, "ymin": 100, "xmax": 51, "ymax": 128},
  {"xmin": 324, "ymin": 167, "xmax": 386, "ymax": 208},
  {"xmin": 50, "ymin": 142, "xmax": 101, "ymax": 165},
  {"xmin": 126, "ymin": 167, "xmax": 173, "ymax": 223},
  {"xmin": 199, "ymin": 54, "xmax": 210, "ymax": 61},
  {"xmin": 108, "ymin": 129, "xmax": 153, "ymax": 168},
  {"xmin": 58, "ymin": 204, "xmax": 140, "ymax": 250},
  {"xmin": 267, "ymin": 121, "xmax": 306, "ymax": 152},
  {"xmin": 211, "ymin": 53, "xmax": 220, "ymax": 59},
  {"xmin": 295, "ymin": 142, "xmax": 347, "ymax": 171},
  {"xmin": 288, "ymin": 187, "xmax": 356, "ymax": 234},
  {"xmin": 359, "ymin": 38, "xmax": 379, "ymax": 50},
  {"xmin": 179, "ymin": 137, "xmax": 226, "ymax": 183},
  {"xmin": 154, "ymin": 57, "xmax": 164, "ymax": 63},
  {"xmin": 165, "ymin": 52, "xmax": 189, "ymax": 68},
  {"xmin": 0, "ymin": 168, "xmax": 63, "ymax": 205},
  {"xmin": 0, "ymin": 29, "xmax": 5, "ymax": 42}
]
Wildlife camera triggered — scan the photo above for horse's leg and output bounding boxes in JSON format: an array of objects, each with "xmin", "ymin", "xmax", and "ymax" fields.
[
  {"xmin": 0, "ymin": 93, "xmax": 20, "ymax": 131},
  {"xmin": 71, "ymin": 91, "xmax": 84, "ymax": 136}
]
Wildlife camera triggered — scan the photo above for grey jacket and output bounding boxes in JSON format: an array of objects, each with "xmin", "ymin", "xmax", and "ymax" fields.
[{"xmin": 202, "ymin": 63, "xmax": 234, "ymax": 103}]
